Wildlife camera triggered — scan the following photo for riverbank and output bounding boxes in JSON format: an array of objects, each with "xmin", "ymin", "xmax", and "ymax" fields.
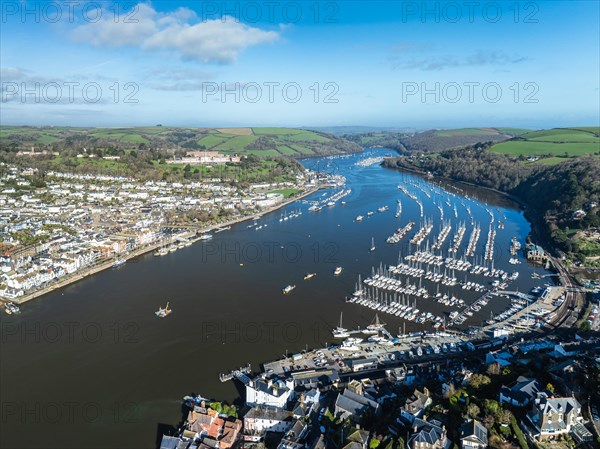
[
  {"xmin": 381, "ymin": 158, "xmax": 558, "ymax": 255},
  {"xmin": 2, "ymin": 184, "xmax": 329, "ymax": 307}
]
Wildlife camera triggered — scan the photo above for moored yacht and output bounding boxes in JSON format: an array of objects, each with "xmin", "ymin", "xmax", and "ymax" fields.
[
  {"xmin": 282, "ymin": 285, "xmax": 296, "ymax": 294},
  {"xmin": 363, "ymin": 314, "xmax": 386, "ymax": 334},
  {"xmin": 332, "ymin": 312, "xmax": 350, "ymax": 338}
]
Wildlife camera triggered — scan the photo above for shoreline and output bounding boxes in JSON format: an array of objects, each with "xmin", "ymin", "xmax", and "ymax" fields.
[
  {"xmin": 381, "ymin": 159, "xmax": 556, "ymax": 251},
  {"xmin": 2, "ymin": 184, "xmax": 329, "ymax": 306}
]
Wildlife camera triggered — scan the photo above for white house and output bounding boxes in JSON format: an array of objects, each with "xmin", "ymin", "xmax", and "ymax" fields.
[{"xmin": 245, "ymin": 377, "xmax": 294, "ymax": 408}]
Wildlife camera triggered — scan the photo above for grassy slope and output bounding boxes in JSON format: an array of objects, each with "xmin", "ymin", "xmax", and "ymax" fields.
[
  {"xmin": 0, "ymin": 126, "xmax": 355, "ymax": 158},
  {"xmin": 490, "ymin": 127, "xmax": 600, "ymax": 163}
]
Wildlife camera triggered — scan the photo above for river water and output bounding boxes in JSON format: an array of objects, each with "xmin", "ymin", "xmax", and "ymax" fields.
[{"xmin": 0, "ymin": 148, "xmax": 551, "ymax": 449}]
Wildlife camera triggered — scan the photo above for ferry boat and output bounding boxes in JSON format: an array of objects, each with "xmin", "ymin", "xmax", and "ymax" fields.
[
  {"xmin": 282, "ymin": 285, "xmax": 296, "ymax": 295},
  {"xmin": 304, "ymin": 273, "xmax": 316, "ymax": 281},
  {"xmin": 155, "ymin": 302, "xmax": 172, "ymax": 318},
  {"xmin": 112, "ymin": 258, "xmax": 126, "ymax": 268},
  {"xmin": 334, "ymin": 267, "xmax": 343, "ymax": 276}
]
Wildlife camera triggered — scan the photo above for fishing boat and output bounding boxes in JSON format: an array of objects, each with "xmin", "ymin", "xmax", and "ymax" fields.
[
  {"xmin": 304, "ymin": 273, "xmax": 316, "ymax": 281},
  {"xmin": 155, "ymin": 302, "xmax": 172, "ymax": 318},
  {"xmin": 3, "ymin": 303, "xmax": 19, "ymax": 315},
  {"xmin": 369, "ymin": 237, "xmax": 376, "ymax": 252},
  {"xmin": 356, "ymin": 215, "xmax": 364, "ymax": 222},
  {"xmin": 112, "ymin": 258, "xmax": 126, "ymax": 268},
  {"xmin": 334, "ymin": 267, "xmax": 343, "ymax": 276},
  {"xmin": 282, "ymin": 285, "xmax": 296, "ymax": 294}
]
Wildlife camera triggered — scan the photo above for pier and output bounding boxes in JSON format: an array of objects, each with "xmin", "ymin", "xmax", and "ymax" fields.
[{"xmin": 218, "ymin": 363, "xmax": 252, "ymax": 383}]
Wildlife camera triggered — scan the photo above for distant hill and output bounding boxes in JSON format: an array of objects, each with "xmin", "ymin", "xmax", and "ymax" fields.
[
  {"xmin": 0, "ymin": 126, "xmax": 361, "ymax": 158},
  {"xmin": 344, "ymin": 127, "xmax": 525, "ymax": 153},
  {"xmin": 490, "ymin": 127, "xmax": 600, "ymax": 164},
  {"xmin": 382, "ymin": 128, "xmax": 600, "ymax": 266}
]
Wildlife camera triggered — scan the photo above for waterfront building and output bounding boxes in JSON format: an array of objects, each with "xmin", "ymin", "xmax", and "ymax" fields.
[{"xmin": 245, "ymin": 377, "xmax": 294, "ymax": 408}]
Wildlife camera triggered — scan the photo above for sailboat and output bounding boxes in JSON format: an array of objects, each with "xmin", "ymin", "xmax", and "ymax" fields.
[
  {"xmin": 332, "ymin": 312, "xmax": 350, "ymax": 338},
  {"xmin": 369, "ymin": 237, "xmax": 376, "ymax": 252},
  {"xmin": 363, "ymin": 314, "xmax": 385, "ymax": 334},
  {"xmin": 155, "ymin": 301, "xmax": 172, "ymax": 318}
]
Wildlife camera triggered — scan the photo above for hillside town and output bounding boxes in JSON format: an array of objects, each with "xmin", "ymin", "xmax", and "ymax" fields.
[
  {"xmin": 160, "ymin": 331, "xmax": 600, "ymax": 449},
  {"xmin": 0, "ymin": 161, "xmax": 327, "ymax": 304}
]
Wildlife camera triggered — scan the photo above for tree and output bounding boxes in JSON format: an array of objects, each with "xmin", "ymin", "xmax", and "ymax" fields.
[
  {"xmin": 510, "ymin": 413, "xmax": 528, "ymax": 449},
  {"xmin": 467, "ymin": 403, "xmax": 481, "ymax": 419},
  {"xmin": 369, "ymin": 438, "xmax": 380, "ymax": 449},
  {"xmin": 483, "ymin": 399, "xmax": 500, "ymax": 416},
  {"xmin": 487, "ymin": 363, "xmax": 501, "ymax": 376},
  {"xmin": 496, "ymin": 409, "xmax": 512, "ymax": 426},
  {"xmin": 469, "ymin": 374, "xmax": 491, "ymax": 389},
  {"xmin": 546, "ymin": 383, "xmax": 555, "ymax": 394}
]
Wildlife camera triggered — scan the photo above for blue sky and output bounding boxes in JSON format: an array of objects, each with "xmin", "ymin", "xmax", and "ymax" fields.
[{"xmin": 1, "ymin": 0, "xmax": 598, "ymax": 129}]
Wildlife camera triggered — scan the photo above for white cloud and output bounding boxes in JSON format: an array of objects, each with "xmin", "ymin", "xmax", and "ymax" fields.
[{"xmin": 71, "ymin": 3, "xmax": 280, "ymax": 64}]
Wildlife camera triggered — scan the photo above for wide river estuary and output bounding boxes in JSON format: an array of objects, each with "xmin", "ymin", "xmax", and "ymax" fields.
[{"xmin": 0, "ymin": 149, "xmax": 551, "ymax": 449}]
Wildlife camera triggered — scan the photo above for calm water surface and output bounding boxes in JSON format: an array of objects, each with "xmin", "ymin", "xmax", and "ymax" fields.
[{"xmin": 0, "ymin": 149, "xmax": 551, "ymax": 449}]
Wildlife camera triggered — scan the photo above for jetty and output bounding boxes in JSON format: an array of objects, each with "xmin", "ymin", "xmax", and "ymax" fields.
[{"xmin": 218, "ymin": 363, "xmax": 252, "ymax": 383}]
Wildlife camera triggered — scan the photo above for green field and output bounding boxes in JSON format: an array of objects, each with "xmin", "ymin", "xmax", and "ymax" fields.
[
  {"xmin": 434, "ymin": 128, "xmax": 504, "ymax": 137},
  {"xmin": 215, "ymin": 135, "xmax": 257, "ymax": 152},
  {"xmin": 252, "ymin": 127, "xmax": 305, "ymax": 135},
  {"xmin": 494, "ymin": 127, "xmax": 531, "ymax": 136},
  {"xmin": 197, "ymin": 134, "xmax": 230, "ymax": 148},
  {"xmin": 490, "ymin": 128, "xmax": 600, "ymax": 161}
]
